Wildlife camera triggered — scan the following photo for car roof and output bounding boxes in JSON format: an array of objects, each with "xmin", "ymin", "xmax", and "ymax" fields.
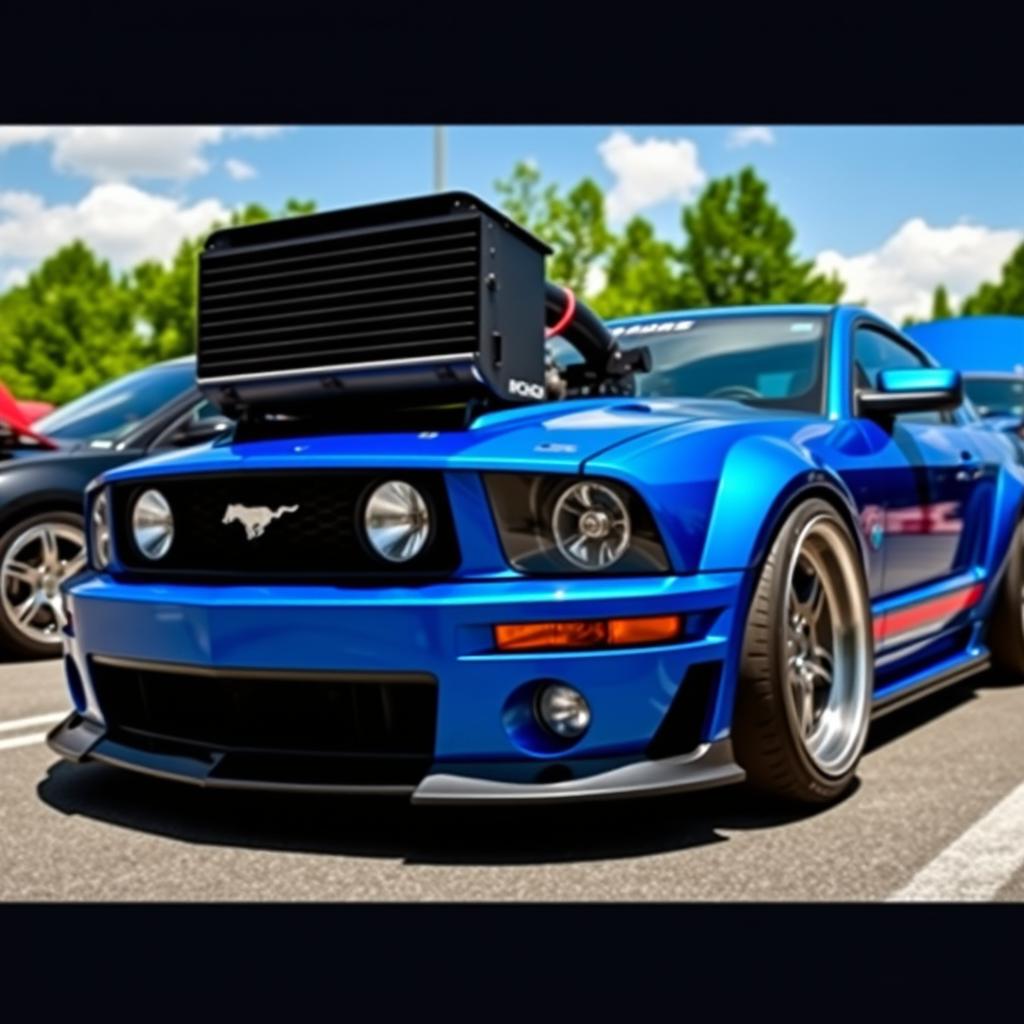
[
  {"xmin": 606, "ymin": 304, "xmax": 839, "ymax": 327},
  {"xmin": 963, "ymin": 370, "xmax": 1024, "ymax": 380}
]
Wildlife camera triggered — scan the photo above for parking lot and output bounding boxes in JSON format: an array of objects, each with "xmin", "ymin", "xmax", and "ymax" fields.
[{"xmin": 3, "ymin": 656, "xmax": 1024, "ymax": 901}]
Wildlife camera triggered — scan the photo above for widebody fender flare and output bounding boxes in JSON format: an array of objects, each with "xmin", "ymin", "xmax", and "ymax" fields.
[{"xmin": 699, "ymin": 433, "xmax": 868, "ymax": 576}]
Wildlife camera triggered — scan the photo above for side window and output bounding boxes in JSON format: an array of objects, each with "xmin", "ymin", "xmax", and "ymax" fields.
[
  {"xmin": 151, "ymin": 400, "xmax": 233, "ymax": 449},
  {"xmin": 853, "ymin": 326, "xmax": 945, "ymax": 424}
]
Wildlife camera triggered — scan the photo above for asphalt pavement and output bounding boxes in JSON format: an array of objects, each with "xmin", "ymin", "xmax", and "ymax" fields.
[{"xmin": 3, "ymin": 655, "xmax": 1024, "ymax": 901}]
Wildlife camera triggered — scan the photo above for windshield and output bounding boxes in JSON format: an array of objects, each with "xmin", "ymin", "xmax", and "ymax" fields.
[
  {"xmin": 34, "ymin": 361, "xmax": 196, "ymax": 443},
  {"xmin": 963, "ymin": 376, "xmax": 1024, "ymax": 418},
  {"xmin": 564, "ymin": 314, "xmax": 826, "ymax": 413}
]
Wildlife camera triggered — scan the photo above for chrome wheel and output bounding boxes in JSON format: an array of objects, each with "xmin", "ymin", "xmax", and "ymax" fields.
[
  {"xmin": 0, "ymin": 521, "xmax": 85, "ymax": 647},
  {"xmin": 782, "ymin": 515, "xmax": 870, "ymax": 777}
]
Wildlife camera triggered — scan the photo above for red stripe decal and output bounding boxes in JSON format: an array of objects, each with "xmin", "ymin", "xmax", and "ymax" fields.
[{"xmin": 874, "ymin": 582, "xmax": 985, "ymax": 644}]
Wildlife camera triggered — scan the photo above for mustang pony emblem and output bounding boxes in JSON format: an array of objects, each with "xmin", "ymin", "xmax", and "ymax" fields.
[{"xmin": 222, "ymin": 503, "xmax": 299, "ymax": 540}]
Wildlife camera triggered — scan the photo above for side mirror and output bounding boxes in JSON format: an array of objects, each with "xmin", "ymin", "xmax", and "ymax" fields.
[
  {"xmin": 857, "ymin": 368, "xmax": 963, "ymax": 418},
  {"xmin": 169, "ymin": 416, "xmax": 234, "ymax": 447}
]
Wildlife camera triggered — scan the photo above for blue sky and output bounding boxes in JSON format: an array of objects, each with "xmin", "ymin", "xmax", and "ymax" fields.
[{"xmin": 2, "ymin": 125, "xmax": 1023, "ymax": 322}]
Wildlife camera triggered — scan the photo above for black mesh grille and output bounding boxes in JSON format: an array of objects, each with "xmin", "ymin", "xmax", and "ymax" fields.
[
  {"xmin": 198, "ymin": 215, "xmax": 482, "ymax": 381},
  {"xmin": 90, "ymin": 659, "xmax": 438, "ymax": 760},
  {"xmin": 110, "ymin": 471, "xmax": 459, "ymax": 579}
]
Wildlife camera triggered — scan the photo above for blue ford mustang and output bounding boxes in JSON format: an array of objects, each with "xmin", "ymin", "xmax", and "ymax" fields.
[{"xmin": 46, "ymin": 198, "xmax": 1024, "ymax": 807}]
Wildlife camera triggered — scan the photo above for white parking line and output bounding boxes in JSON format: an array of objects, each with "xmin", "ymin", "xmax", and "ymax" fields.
[
  {"xmin": 889, "ymin": 778, "xmax": 1024, "ymax": 901},
  {"xmin": 0, "ymin": 711, "xmax": 66, "ymax": 734},
  {"xmin": 0, "ymin": 731, "xmax": 49, "ymax": 752}
]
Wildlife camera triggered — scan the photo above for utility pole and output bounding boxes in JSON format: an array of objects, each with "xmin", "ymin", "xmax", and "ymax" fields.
[{"xmin": 433, "ymin": 126, "xmax": 445, "ymax": 192}]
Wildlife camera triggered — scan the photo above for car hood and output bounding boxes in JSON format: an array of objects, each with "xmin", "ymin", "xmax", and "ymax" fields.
[{"xmin": 104, "ymin": 396, "xmax": 782, "ymax": 481}]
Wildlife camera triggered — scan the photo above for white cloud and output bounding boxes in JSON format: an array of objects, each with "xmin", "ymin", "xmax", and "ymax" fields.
[
  {"xmin": 815, "ymin": 217, "xmax": 1023, "ymax": 324},
  {"xmin": 2, "ymin": 265, "xmax": 27, "ymax": 289},
  {"xmin": 598, "ymin": 130, "xmax": 706, "ymax": 222},
  {"xmin": 0, "ymin": 125, "xmax": 283, "ymax": 182},
  {"xmin": 52, "ymin": 126, "xmax": 226, "ymax": 181},
  {"xmin": 584, "ymin": 264, "xmax": 607, "ymax": 297},
  {"xmin": 224, "ymin": 157, "xmax": 257, "ymax": 181},
  {"xmin": 727, "ymin": 125, "xmax": 775, "ymax": 149},
  {"xmin": 230, "ymin": 125, "xmax": 283, "ymax": 139},
  {"xmin": 0, "ymin": 127, "xmax": 57, "ymax": 149},
  {"xmin": 0, "ymin": 183, "xmax": 229, "ymax": 270}
]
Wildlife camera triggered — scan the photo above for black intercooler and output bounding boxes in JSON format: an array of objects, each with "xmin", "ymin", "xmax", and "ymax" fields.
[{"xmin": 197, "ymin": 192, "xmax": 551, "ymax": 417}]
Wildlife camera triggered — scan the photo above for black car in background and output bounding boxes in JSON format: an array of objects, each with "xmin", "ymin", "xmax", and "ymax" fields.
[
  {"xmin": 0, "ymin": 357, "xmax": 231, "ymax": 659},
  {"xmin": 961, "ymin": 371, "xmax": 1024, "ymax": 439}
]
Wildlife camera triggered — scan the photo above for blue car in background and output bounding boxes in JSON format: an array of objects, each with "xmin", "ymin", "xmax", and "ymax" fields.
[
  {"xmin": 906, "ymin": 316, "xmax": 1024, "ymax": 439},
  {"xmin": 48, "ymin": 304, "xmax": 1024, "ymax": 807}
]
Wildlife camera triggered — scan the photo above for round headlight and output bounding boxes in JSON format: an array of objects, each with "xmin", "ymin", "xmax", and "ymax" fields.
[
  {"xmin": 131, "ymin": 489, "xmax": 174, "ymax": 560},
  {"xmin": 90, "ymin": 489, "xmax": 112, "ymax": 569},
  {"xmin": 536, "ymin": 683, "xmax": 591, "ymax": 739},
  {"xmin": 552, "ymin": 481, "xmax": 631, "ymax": 570},
  {"xmin": 363, "ymin": 480, "xmax": 432, "ymax": 563}
]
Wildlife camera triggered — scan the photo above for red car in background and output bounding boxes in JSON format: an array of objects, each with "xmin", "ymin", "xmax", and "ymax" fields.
[
  {"xmin": 15, "ymin": 399, "xmax": 54, "ymax": 422},
  {"xmin": 0, "ymin": 381, "xmax": 55, "ymax": 447}
]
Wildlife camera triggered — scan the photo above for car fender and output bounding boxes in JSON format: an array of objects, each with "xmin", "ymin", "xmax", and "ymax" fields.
[
  {"xmin": 699, "ymin": 433, "xmax": 867, "ymax": 575},
  {"xmin": 978, "ymin": 460, "xmax": 1024, "ymax": 612}
]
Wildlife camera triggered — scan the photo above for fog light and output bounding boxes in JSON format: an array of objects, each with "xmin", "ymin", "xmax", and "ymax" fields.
[{"xmin": 536, "ymin": 683, "xmax": 591, "ymax": 739}]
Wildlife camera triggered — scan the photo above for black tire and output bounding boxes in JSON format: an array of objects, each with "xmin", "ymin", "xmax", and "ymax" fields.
[
  {"xmin": 0, "ymin": 510, "xmax": 84, "ymax": 661},
  {"xmin": 732, "ymin": 498, "xmax": 873, "ymax": 805},
  {"xmin": 990, "ymin": 517, "xmax": 1024, "ymax": 676}
]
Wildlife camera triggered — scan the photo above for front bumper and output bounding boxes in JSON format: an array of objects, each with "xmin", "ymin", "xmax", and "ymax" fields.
[
  {"xmin": 47, "ymin": 713, "xmax": 744, "ymax": 804},
  {"xmin": 55, "ymin": 570, "xmax": 747, "ymax": 803}
]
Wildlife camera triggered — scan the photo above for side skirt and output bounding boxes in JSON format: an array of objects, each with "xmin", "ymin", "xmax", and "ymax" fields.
[{"xmin": 871, "ymin": 650, "xmax": 991, "ymax": 719}]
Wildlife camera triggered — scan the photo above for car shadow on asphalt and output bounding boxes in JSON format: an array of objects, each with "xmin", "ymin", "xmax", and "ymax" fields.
[
  {"xmin": 864, "ymin": 671, "xmax": 1002, "ymax": 753},
  {"xmin": 35, "ymin": 760, "xmax": 847, "ymax": 867}
]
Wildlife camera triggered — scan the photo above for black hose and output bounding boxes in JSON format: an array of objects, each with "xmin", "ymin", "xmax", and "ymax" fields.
[{"xmin": 544, "ymin": 282, "xmax": 616, "ymax": 367}]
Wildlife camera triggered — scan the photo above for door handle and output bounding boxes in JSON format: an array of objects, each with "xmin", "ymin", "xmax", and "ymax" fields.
[{"xmin": 955, "ymin": 454, "xmax": 983, "ymax": 482}]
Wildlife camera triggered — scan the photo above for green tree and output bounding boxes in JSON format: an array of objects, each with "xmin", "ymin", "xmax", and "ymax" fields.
[
  {"xmin": 931, "ymin": 284, "xmax": 954, "ymax": 320},
  {"xmin": 543, "ymin": 179, "xmax": 614, "ymax": 296},
  {"xmin": 493, "ymin": 160, "xmax": 551, "ymax": 235},
  {"xmin": 0, "ymin": 242, "xmax": 140, "ymax": 404},
  {"xmin": 676, "ymin": 167, "xmax": 844, "ymax": 307},
  {"xmin": 494, "ymin": 162, "xmax": 613, "ymax": 297},
  {"xmin": 494, "ymin": 162, "xmax": 843, "ymax": 316},
  {"xmin": 961, "ymin": 242, "xmax": 1024, "ymax": 315},
  {"xmin": 592, "ymin": 216, "xmax": 690, "ymax": 319}
]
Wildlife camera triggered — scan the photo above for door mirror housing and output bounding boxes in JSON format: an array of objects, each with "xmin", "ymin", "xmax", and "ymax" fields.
[
  {"xmin": 166, "ymin": 415, "xmax": 234, "ymax": 448},
  {"xmin": 857, "ymin": 368, "xmax": 963, "ymax": 418}
]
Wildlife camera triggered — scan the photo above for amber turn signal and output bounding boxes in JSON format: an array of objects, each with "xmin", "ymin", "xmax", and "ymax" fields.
[{"xmin": 494, "ymin": 614, "xmax": 682, "ymax": 652}]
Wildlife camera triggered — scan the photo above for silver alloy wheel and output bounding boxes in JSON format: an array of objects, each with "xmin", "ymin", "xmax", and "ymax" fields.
[
  {"xmin": 781, "ymin": 514, "xmax": 870, "ymax": 777},
  {"xmin": 0, "ymin": 522, "xmax": 86, "ymax": 647}
]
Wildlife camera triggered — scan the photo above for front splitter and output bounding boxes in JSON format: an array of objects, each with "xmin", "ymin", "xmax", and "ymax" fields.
[{"xmin": 46, "ymin": 713, "xmax": 745, "ymax": 805}]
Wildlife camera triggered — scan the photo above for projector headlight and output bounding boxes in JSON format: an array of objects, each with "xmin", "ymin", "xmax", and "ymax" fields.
[
  {"xmin": 484, "ymin": 474, "xmax": 669, "ymax": 574},
  {"xmin": 131, "ymin": 488, "xmax": 174, "ymax": 560},
  {"xmin": 363, "ymin": 480, "xmax": 432, "ymax": 563},
  {"xmin": 552, "ymin": 481, "xmax": 631, "ymax": 570},
  {"xmin": 89, "ymin": 488, "xmax": 112, "ymax": 570}
]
